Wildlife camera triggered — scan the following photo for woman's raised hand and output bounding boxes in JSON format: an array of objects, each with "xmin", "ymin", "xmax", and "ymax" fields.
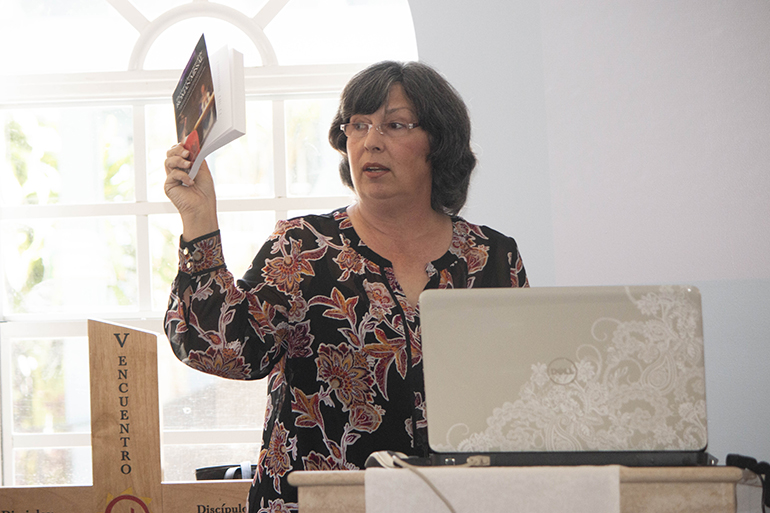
[{"xmin": 164, "ymin": 143, "xmax": 219, "ymax": 241}]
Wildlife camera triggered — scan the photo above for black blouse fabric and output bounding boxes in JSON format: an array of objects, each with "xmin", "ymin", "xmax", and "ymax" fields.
[{"xmin": 165, "ymin": 207, "xmax": 528, "ymax": 512}]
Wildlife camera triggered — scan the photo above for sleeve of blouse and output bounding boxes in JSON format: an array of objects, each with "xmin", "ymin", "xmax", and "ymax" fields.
[{"xmin": 163, "ymin": 230, "xmax": 290, "ymax": 381}]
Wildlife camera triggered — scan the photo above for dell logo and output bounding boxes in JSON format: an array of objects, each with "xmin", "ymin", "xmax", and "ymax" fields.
[{"xmin": 547, "ymin": 358, "xmax": 578, "ymax": 385}]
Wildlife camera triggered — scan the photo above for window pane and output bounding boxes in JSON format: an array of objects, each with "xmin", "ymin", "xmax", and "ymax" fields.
[
  {"xmin": 162, "ymin": 443, "xmax": 261, "ymax": 482},
  {"xmin": 286, "ymin": 98, "xmax": 350, "ymax": 197},
  {"xmin": 2, "ymin": 107, "xmax": 135, "ymax": 206},
  {"xmin": 125, "ymin": 0, "xmax": 190, "ymax": 25},
  {"xmin": 14, "ymin": 447, "xmax": 92, "ymax": 486},
  {"xmin": 266, "ymin": 0, "xmax": 418, "ymax": 65},
  {"xmin": 2, "ymin": 217, "xmax": 138, "ymax": 315},
  {"xmin": 0, "ymin": 0, "xmax": 136, "ymax": 75},
  {"xmin": 211, "ymin": 102, "xmax": 274, "ymax": 199},
  {"xmin": 218, "ymin": 0, "xmax": 270, "ymax": 18},
  {"xmin": 12, "ymin": 338, "xmax": 90, "ymax": 434},
  {"xmin": 218, "ymin": 211, "xmax": 279, "ymax": 278},
  {"xmin": 146, "ymin": 101, "xmax": 273, "ymax": 202},
  {"xmin": 160, "ymin": 373, "xmax": 267, "ymax": 431},
  {"xmin": 146, "ymin": 103, "xmax": 179, "ymax": 202},
  {"xmin": 158, "ymin": 340, "xmax": 268, "ymax": 431},
  {"xmin": 149, "ymin": 213, "xmax": 183, "ymax": 312},
  {"xmin": 149, "ymin": 211, "xmax": 276, "ymax": 310},
  {"xmin": 128, "ymin": 0, "xmax": 269, "ymax": 24},
  {"xmin": 144, "ymin": 18, "xmax": 264, "ymax": 70}
]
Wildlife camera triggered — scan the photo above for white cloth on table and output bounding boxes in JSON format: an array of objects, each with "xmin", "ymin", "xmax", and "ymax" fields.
[{"xmin": 365, "ymin": 465, "xmax": 620, "ymax": 513}]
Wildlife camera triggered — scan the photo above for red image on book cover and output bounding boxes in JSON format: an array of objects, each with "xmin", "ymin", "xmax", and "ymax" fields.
[{"xmin": 183, "ymin": 130, "xmax": 200, "ymax": 161}]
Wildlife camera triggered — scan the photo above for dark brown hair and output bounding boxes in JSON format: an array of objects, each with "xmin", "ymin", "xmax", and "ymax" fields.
[{"xmin": 328, "ymin": 61, "xmax": 476, "ymax": 216}]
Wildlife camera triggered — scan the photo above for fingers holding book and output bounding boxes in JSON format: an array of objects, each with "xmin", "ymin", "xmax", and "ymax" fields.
[
  {"xmin": 165, "ymin": 143, "xmax": 192, "ymax": 174},
  {"xmin": 164, "ymin": 143, "xmax": 213, "ymax": 192}
]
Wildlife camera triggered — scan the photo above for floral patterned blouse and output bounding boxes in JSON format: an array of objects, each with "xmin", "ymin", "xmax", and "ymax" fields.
[{"xmin": 164, "ymin": 207, "xmax": 528, "ymax": 513}]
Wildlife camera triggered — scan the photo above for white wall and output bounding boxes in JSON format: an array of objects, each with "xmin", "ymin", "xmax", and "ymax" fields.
[{"xmin": 409, "ymin": 0, "xmax": 770, "ymax": 464}]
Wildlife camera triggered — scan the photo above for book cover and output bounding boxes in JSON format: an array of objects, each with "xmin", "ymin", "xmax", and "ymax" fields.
[
  {"xmin": 173, "ymin": 34, "xmax": 216, "ymax": 168},
  {"xmin": 172, "ymin": 34, "xmax": 245, "ymax": 180}
]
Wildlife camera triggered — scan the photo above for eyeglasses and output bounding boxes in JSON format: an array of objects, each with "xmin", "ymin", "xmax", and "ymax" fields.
[{"xmin": 339, "ymin": 122, "xmax": 420, "ymax": 139}]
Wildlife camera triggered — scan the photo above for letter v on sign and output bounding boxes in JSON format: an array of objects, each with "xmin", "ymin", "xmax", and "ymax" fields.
[{"xmin": 115, "ymin": 333, "xmax": 130, "ymax": 348}]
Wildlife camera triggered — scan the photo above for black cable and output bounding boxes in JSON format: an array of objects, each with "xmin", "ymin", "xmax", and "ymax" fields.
[{"xmin": 726, "ymin": 453, "xmax": 769, "ymax": 513}]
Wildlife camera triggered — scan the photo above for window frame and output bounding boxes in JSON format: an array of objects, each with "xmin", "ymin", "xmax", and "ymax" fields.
[
  {"xmin": 0, "ymin": 0, "xmax": 413, "ymax": 485},
  {"xmin": 0, "ymin": 65, "xmax": 361, "ymax": 485}
]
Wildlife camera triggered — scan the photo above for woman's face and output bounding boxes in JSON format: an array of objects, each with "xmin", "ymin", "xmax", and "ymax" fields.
[{"xmin": 345, "ymin": 83, "xmax": 432, "ymax": 209}]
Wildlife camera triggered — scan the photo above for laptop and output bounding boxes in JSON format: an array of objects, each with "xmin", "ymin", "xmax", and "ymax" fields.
[{"xmin": 419, "ymin": 285, "xmax": 712, "ymax": 467}]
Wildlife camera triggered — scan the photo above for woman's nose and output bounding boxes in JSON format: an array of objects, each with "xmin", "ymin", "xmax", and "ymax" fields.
[{"xmin": 363, "ymin": 125, "xmax": 385, "ymax": 151}]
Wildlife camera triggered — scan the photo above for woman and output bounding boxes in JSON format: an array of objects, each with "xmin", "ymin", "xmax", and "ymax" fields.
[{"xmin": 164, "ymin": 61, "xmax": 528, "ymax": 512}]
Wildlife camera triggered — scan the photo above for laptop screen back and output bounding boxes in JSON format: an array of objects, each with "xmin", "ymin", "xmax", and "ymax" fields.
[{"xmin": 419, "ymin": 285, "xmax": 707, "ymax": 455}]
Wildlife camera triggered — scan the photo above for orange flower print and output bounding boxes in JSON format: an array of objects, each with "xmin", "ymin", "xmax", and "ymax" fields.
[
  {"xmin": 316, "ymin": 344, "xmax": 374, "ymax": 410},
  {"xmin": 302, "ymin": 451, "xmax": 357, "ymax": 471},
  {"xmin": 364, "ymin": 280, "xmax": 396, "ymax": 321},
  {"xmin": 509, "ymin": 250, "xmax": 528, "ymax": 287},
  {"xmin": 309, "ymin": 288, "xmax": 359, "ymax": 323},
  {"xmin": 383, "ymin": 266, "xmax": 400, "ymax": 294},
  {"xmin": 450, "ymin": 237, "xmax": 489, "ymax": 274},
  {"xmin": 465, "ymin": 244, "xmax": 489, "ymax": 274},
  {"xmin": 247, "ymin": 295, "xmax": 278, "ymax": 340},
  {"xmin": 215, "ymin": 270, "xmax": 245, "ymax": 303},
  {"xmin": 185, "ymin": 235, "xmax": 225, "ymax": 270},
  {"xmin": 287, "ymin": 296, "xmax": 310, "ymax": 323},
  {"xmin": 362, "ymin": 329, "xmax": 408, "ymax": 400},
  {"xmin": 256, "ymin": 498, "xmax": 296, "ymax": 513},
  {"xmin": 272, "ymin": 218, "xmax": 305, "ymax": 238},
  {"xmin": 291, "ymin": 388, "xmax": 326, "ymax": 430},
  {"xmin": 263, "ymin": 239, "xmax": 315, "ymax": 296},
  {"xmin": 437, "ymin": 268, "xmax": 454, "ymax": 289},
  {"xmin": 262, "ymin": 422, "xmax": 297, "ymax": 493},
  {"xmin": 165, "ymin": 293, "xmax": 188, "ymax": 333},
  {"xmin": 267, "ymin": 357, "xmax": 286, "ymax": 394},
  {"xmin": 278, "ymin": 320, "xmax": 314, "ymax": 358},
  {"xmin": 453, "ymin": 220, "xmax": 488, "ymax": 240},
  {"xmin": 449, "ymin": 220, "xmax": 491, "ymax": 274},
  {"xmin": 338, "ymin": 327, "xmax": 365, "ymax": 350},
  {"xmin": 186, "ymin": 346, "xmax": 251, "ymax": 379},
  {"xmin": 349, "ymin": 402, "xmax": 384, "ymax": 433},
  {"xmin": 334, "ymin": 237, "xmax": 365, "ymax": 281},
  {"xmin": 334, "ymin": 208, "xmax": 353, "ymax": 229}
]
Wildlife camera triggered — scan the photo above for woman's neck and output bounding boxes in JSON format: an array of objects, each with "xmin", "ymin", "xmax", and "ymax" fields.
[
  {"xmin": 348, "ymin": 201, "xmax": 453, "ymax": 307},
  {"xmin": 347, "ymin": 201, "xmax": 450, "ymax": 248}
]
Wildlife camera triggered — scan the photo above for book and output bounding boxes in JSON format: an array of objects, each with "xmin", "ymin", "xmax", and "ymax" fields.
[{"xmin": 172, "ymin": 34, "xmax": 246, "ymax": 180}]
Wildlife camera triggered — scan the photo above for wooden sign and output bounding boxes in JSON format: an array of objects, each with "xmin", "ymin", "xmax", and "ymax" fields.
[
  {"xmin": 0, "ymin": 320, "xmax": 251, "ymax": 513},
  {"xmin": 88, "ymin": 320, "xmax": 164, "ymax": 512}
]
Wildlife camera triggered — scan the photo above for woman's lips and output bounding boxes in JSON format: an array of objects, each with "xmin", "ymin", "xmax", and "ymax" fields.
[{"xmin": 363, "ymin": 162, "xmax": 390, "ymax": 174}]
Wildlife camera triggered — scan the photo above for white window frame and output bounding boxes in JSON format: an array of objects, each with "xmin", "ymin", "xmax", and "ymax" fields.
[{"xmin": 0, "ymin": 0, "xmax": 401, "ymax": 486}]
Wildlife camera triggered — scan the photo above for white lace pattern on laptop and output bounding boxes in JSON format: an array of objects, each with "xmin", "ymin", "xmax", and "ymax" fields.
[{"xmin": 439, "ymin": 285, "xmax": 707, "ymax": 452}]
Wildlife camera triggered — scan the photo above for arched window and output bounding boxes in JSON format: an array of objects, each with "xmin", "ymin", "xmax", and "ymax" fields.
[{"xmin": 0, "ymin": 0, "xmax": 417, "ymax": 486}]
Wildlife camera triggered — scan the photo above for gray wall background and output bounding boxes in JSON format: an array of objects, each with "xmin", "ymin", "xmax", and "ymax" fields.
[{"xmin": 409, "ymin": 0, "xmax": 770, "ymax": 463}]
